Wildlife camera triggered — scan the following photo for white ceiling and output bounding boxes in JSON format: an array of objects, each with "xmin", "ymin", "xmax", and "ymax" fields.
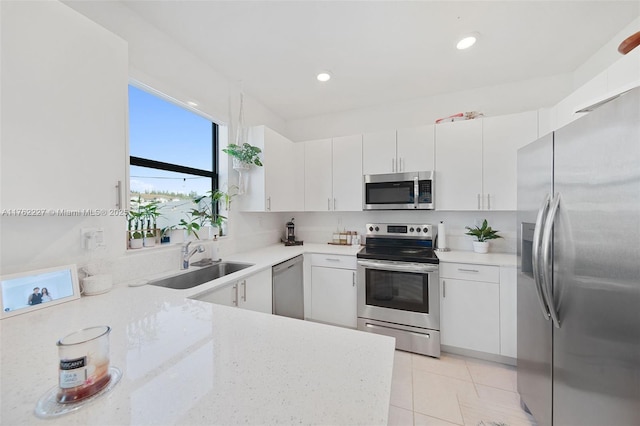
[{"xmin": 115, "ymin": 1, "xmax": 638, "ymax": 121}]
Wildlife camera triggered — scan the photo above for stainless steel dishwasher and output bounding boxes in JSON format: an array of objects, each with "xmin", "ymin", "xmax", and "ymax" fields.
[{"xmin": 272, "ymin": 255, "xmax": 304, "ymax": 319}]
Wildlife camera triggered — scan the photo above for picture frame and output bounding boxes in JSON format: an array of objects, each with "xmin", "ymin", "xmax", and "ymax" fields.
[{"xmin": 0, "ymin": 264, "xmax": 80, "ymax": 320}]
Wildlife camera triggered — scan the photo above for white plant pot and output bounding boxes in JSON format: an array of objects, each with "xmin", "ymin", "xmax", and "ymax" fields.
[
  {"xmin": 199, "ymin": 225, "xmax": 218, "ymax": 240},
  {"xmin": 472, "ymin": 241, "xmax": 489, "ymax": 254},
  {"xmin": 171, "ymin": 229, "xmax": 185, "ymax": 244},
  {"xmin": 143, "ymin": 236, "xmax": 156, "ymax": 247},
  {"xmin": 129, "ymin": 238, "xmax": 143, "ymax": 249}
]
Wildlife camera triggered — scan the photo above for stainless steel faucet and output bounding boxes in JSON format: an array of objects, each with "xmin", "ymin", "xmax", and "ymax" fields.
[{"xmin": 181, "ymin": 241, "xmax": 205, "ymax": 270}]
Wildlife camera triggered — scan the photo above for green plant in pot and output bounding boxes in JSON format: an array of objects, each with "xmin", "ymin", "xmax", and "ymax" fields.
[
  {"xmin": 222, "ymin": 143, "xmax": 263, "ymax": 169},
  {"xmin": 127, "ymin": 201, "xmax": 144, "ymax": 249},
  {"xmin": 465, "ymin": 219, "xmax": 502, "ymax": 253},
  {"xmin": 179, "ymin": 217, "xmax": 201, "ymax": 240},
  {"xmin": 141, "ymin": 200, "xmax": 161, "ymax": 247}
]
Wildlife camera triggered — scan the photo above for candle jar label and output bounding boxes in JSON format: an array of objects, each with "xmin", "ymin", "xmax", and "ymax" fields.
[{"xmin": 59, "ymin": 357, "xmax": 88, "ymax": 388}]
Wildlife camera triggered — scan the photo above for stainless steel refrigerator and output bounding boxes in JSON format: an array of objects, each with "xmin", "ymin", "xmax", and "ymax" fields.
[{"xmin": 517, "ymin": 87, "xmax": 640, "ymax": 426}]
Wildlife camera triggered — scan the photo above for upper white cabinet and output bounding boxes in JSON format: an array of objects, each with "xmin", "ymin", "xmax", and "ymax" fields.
[
  {"xmin": 237, "ymin": 126, "xmax": 304, "ymax": 212},
  {"xmin": 304, "ymin": 135, "xmax": 362, "ymax": 212},
  {"xmin": 362, "ymin": 130, "xmax": 396, "ymax": 174},
  {"xmin": 363, "ymin": 126, "xmax": 435, "ymax": 175},
  {"xmin": 1, "ymin": 1, "xmax": 128, "ymax": 210},
  {"xmin": 396, "ymin": 125, "xmax": 435, "ymax": 172},
  {"xmin": 482, "ymin": 111, "xmax": 539, "ymax": 210},
  {"xmin": 435, "ymin": 111, "xmax": 538, "ymax": 211},
  {"xmin": 435, "ymin": 119, "xmax": 483, "ymax": 210}
]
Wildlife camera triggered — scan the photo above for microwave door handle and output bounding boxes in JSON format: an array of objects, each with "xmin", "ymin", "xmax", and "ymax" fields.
[{"xmin": 414, "ymin": 177, "xmax": 419, "ymax": 208}]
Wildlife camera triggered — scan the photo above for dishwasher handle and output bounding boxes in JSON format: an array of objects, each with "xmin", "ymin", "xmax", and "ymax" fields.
[{"xmin": 272, "ymin": 255, "xmax": 303, "ymax": 274}]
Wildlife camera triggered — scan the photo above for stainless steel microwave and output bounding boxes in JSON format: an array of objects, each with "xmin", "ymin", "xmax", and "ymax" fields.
[{"xmin": 363, "ymin": 171, "xmax": 435, "ymax": 210}]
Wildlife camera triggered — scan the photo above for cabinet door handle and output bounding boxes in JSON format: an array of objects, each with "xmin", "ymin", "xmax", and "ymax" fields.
[
  {"xmin": 458, "ymin": 268, "xmax": 480, "ymax": 273},
  {"xmin": 391, "ymin": 158, "xmax": 395, "ymax": 173},
  {"xmin": 328, "ymin": 198, "xmax": 331, "ymax": 211},
  {"xmin": 241, "ymin": 280, "xmax": 247, "ymax": 302},
  {"xmin": 267, "ymin": 197, "xmax": 271, "ymax": 211},
  {"xmin": 326, "ymin": 258, "xmax": 340, "ymax": 262},
  {"xmin": 487, "ymin": 194, "xmax": 491, "ymax": 210},
  {"xmin": 352, "ymin": 272, "xmax": 356, "ymax": 286},
  {"xmin": 232, "ymin": 283, "xmax": 238, "ymax": 306},
  {"xmin": 399, "ymin": 157, "xmax": 403, "ymax": 172},
  {"xmin": 442, "ymin": 280, "xmax": 446, "ymax": 298},
  {"xmin": 477, "ymin": 193, "xmax": 481, "ymax": 209},
  {"xmin": 333, "ymin": 198, "xmax": 336, "ymax": 210},
  {"xmin": 115, "ymin": 180, "xmax": 122, "ymax": 210}
]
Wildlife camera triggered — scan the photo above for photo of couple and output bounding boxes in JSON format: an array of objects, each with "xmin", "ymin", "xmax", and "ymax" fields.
[{"xmin": 27, "ymin": 287, "xmax": 53, "ymax": 305}]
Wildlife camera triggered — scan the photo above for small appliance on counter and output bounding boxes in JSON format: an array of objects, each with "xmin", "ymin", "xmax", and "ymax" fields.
[{"xmin": 282, "ymin": 218, "xmax": 303, "ymax": 246}]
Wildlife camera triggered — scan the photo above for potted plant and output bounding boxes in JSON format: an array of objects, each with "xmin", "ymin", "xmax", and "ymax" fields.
[
  {"xmin": 179, "ymin": 217, "xmax": 201, "ymax": 241},
  {"xmin": 222, "ymin": 143, "xmax": 263, "ymax": 170},
  {"xmin": 127, "ymin": 201, "xmax": 144, "ymax": 249},
  {"xmin": 160, "ymin": 225, "xmax": 175, "ymax": 244},
  {"xmin": 465, "ymin": 219, "xmax": 502, "ymax": 253},
  {"xmin": 141, "ymin": 200, "xmax": 161, "ymax": 247}
]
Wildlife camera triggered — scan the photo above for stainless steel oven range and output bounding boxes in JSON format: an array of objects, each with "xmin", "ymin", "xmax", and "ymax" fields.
[{"xmin": 357, "ymin": 223, "xmax": 440, "ymax": 358}]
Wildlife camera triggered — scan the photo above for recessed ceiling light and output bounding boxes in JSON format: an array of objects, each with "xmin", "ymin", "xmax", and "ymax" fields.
[
  {"xmin": 186, "ymin": 100, "xmax": 199, "ymax": 107},
  {"xmin": 317, "ymin": 72, "xmax": 331, "ymax": 82},
  {"xmin": 457, "ymin": 33, "xmax": 479, "ymax": 50}
]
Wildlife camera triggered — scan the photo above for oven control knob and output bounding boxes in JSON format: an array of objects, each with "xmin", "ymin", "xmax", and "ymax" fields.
[
  {"xmin": 374, "ymin": 226, "xmax": 380, "ymax": 232},
  {"xmin": 409, "ymin": 227, "xmax": 415, "ymax": 232},
  {"xmin": 368, "ymin": 226, "xmax": 374, "ymax": 232},
  {"xmin": 422, "ymin": 227, "xmax": 428, "ymax": 233}
]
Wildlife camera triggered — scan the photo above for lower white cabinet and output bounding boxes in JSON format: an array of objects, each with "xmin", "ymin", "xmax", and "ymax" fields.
[
  {"xmin": 499, "ymin": 266, "xmax": 517, "ymax": 358},
  {"xmin": 439, "ymin": 262, "xmax": 517, "ymax": 359},
  {"xmin": 440, "ymin": 263, "xmax": 500, "ymax": 355},
  {"xmin": 309, "ymin": 254, "xmax": 357, "ymax": 328},
  {"xmin": 195, "ymin": 269, "xmax": 272, "ymax": 314}
]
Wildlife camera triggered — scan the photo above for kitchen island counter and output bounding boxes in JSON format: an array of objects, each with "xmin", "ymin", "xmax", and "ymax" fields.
[{"xmin": 0, "ymin": 244, "xmax": 394, "ymax": 425}]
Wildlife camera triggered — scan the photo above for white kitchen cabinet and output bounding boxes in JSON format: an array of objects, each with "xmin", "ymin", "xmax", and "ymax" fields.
[
  {"xmin": 304, "ymin": 135, "xmax": 362, "ymax": 212},
  {"xmin": 396, "ymin": 125, "xmax": 435, "ymax": 172},
  {"xmin": 440, "ymin": 263, "xmax": 500, "ymax": 355},
  {"xmin": 309, "ymin": 254, "xmax": 357, "ymax": 328},
  {"xmin": 435, "ymin": 112, "xmax": 537, "ymax": 211},
  {"xmin": 435, "ymin": 119, "xmax": 483, "ymax": 210},
  {"xmin": 482, "ymin": 111, "xmax": 539, "ymax": 210},
  {"xmin": 194, "ymin": 269, "xmax": 272, "ymax": 314},
  {"xmin": 499, "ymin": 266, "xmax": 517, "ymax": 358},
  {"xmin": 304, "ymin": 138, "xmax": 333, "ymax": 211},
  {"xmin": 362, "ymin": 130, "xmax": 396, "ymax": 174},
  {"xmin": 1, "ymin": 1, "xmax": 128, "ymax": 210},
  {"xmin": 363, "ymin": 126, "xmax": 435, "ymax": 175},
  {"xmin": 237, "ymin": 126, "xmax": 304, "ymax": 212}
]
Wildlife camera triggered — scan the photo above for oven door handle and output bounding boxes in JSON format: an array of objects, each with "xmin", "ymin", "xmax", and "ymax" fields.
[{"xmin": 357, "ymin": 259, "xmax": 438, "ymax": 273}]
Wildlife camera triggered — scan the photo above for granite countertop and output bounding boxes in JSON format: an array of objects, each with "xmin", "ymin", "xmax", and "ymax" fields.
[{"xmin": 0, "ymin": 243, "xmax": 394, "ymax": 425}]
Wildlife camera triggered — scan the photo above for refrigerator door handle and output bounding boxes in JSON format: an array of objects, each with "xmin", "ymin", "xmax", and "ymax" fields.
[
  {"xmin": 541, "ymin": 193, "xmax": 562, "ymax": 328},
  {"xmin": 532, "ymin": 194, "xmax": 552, "ymax": 319}
]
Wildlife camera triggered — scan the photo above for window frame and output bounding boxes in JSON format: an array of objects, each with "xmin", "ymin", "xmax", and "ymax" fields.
[{"xmin": 129, "ymin": 121, "xmax": 219, "ymax": 195}]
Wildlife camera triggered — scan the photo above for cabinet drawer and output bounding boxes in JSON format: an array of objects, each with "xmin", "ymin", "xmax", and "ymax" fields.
[
  {"xmin": 440, "ymin": 263, "xmax": 499, "ymax": 283},
  {"xmin": 310, "ymin": 254, "xmax": 357, "ymax": 270}
]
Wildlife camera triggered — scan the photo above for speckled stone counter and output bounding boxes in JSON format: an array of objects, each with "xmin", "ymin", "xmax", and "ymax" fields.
[{"xmin": 0, "ymin": 244, "xmax": 394, "ymax": 425}]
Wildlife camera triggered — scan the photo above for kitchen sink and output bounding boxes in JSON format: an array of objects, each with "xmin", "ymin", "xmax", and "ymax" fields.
[{"xmin": 149, "ymin": 262, "xmax": 254, "ymax": 290}]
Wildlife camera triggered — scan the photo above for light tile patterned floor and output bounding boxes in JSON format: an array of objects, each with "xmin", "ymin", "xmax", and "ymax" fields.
[{"xmin": 388, "ymin": 350, "xmax": 537, "ymax": 426}]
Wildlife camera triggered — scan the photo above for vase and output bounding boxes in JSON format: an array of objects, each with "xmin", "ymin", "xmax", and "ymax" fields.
[
  {"xmin": 472, "ymin": 241, "xmax": 489, "ymax": 253},
  {"xmin": 171, "ymin": 229, "xmax": 185, "ymax": 244},
  {"xmin": 232, "ymin": 158, "xmax": 250, "ymax": 195}
]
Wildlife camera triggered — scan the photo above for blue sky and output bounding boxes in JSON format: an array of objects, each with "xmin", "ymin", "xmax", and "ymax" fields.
[{"xmin": 128, "ymin": 85, "xmax": 213, "ymax": 196}]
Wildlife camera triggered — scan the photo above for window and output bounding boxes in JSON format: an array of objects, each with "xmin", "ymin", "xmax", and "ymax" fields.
[{"xmin": 128, "ymin": 85, "xmax": 218, "ymax": 239}]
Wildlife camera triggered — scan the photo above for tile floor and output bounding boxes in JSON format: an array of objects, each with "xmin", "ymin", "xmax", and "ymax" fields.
[{"xmin": 388, "ymin": 350, "xmax": 537, "ymax": 426}]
